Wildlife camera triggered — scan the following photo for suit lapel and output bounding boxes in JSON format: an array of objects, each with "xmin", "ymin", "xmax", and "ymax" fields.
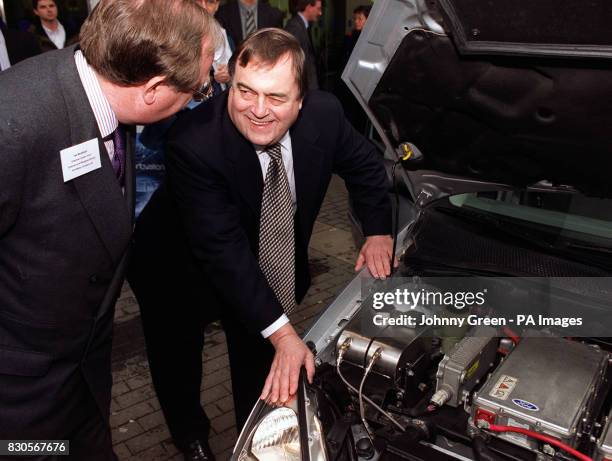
[
  {"xmin": 230, "ymin": 2, "xmax": 244, "ymax": 43},
  {"xmin": 123, "ymin": 126, "xmax": 136, "ymax": 227},
  {"xmin": 223, "ymin": 109, "xmax": 264, "ymax": 219},
  {"xmin": 293, "ymin": 16, "xmax": 314, "ymax": 55},
  {"xmin": 257, "ymin": 3, "xmax": 269, "ymax": 28},
  {"xmin": 56, "ymin": 47, "xmax": 132, "ymax": 264},
  {"xmin": 290, "ymin": 112, "xmax": 325, "ymax": 240},
  {"xmin": 297, "ymin": 17, "xmax": 310, "ymax": 48},
  {"xmin": 306, "ymin": 22, "xmax": 315, "ymax": 54}
]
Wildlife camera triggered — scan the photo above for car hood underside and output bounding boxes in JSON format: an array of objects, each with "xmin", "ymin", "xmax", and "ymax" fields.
[{"xmin": 358, "ymin": 1, "xmax": 612, "ymax": 199}]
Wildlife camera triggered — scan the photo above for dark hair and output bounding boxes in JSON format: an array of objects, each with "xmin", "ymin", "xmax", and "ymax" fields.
[
  {"xmin": 80, "ymin": 0, "xmax": 219, "ymax": 92},
  {"xmin": 228, "ymin": 28, "xmax": 308, "ymax": 98},
  {"xmin": 294, "ymin": 0, "xmax": 317, "ymax": 12},
  {"xmin": 353, "ymin": 4, "xmax": 371, "ymax": 17},
  {"xmin": 32, "ymin": 0, "xmax": 56, "ymax": 10}
]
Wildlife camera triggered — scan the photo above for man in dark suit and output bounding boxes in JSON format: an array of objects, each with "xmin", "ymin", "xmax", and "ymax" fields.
[
  {"xmin": 0, "ymin": 0, "xmax": 216, "ymax": 459},
  {"xmin": 32, "ymin": 0, "xmax": 78, "ymax": 52},
  {"xmin": 216, "ymin": 0, "xmax": 284, "ymax": 46},
  {"xmin": 128, "ymin": 28, "xmax": 393, "ymax": 461},
  {"xmin": 285, "ymin": 0, "xmax": 322, "ymax": 90},
  {"xmin": 0, "ymin": 21, "xmax": 41, "ymax": 68}
]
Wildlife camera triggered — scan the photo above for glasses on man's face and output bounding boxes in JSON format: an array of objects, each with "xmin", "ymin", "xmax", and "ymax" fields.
[{"xmin": 192, "ymin": 80, "xmax": 213, "ymax": 102}]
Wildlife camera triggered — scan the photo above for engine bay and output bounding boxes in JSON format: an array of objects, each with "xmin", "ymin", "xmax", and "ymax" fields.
[{"xmin": 308, "ymin": 282, "xmax": 612, "ymax": 461}]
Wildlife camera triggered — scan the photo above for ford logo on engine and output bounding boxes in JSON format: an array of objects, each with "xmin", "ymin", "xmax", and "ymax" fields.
[{"xmin": 512, "ymin": 399, "xmax": 539, "ymax": 412}]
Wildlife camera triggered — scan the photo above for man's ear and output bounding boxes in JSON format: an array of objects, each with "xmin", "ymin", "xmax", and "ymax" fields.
[
  {"xmin": 142, "ymin": 76, "xmax": 166, "ymax": 105},
  {"xmin": 298, "ymin": 98, "xmax": 303, "ymax": 111}
]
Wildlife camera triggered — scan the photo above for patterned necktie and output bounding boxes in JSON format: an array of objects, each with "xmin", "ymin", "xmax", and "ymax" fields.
[
  {"xmin": 111, "ymin": 124, "xmax": 126, "ymax": 186},
  {"xmin": 245, "ymin": 9, "xmax": 256, "ymax": 37},
  {"xmin": 258, "ymin": 143, "xmax": 296, "ymax": 314}
]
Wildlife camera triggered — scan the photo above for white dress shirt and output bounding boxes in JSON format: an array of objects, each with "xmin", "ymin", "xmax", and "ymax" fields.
[
  {"xmin": 0, "ymin": 29, "xmax": 11, "ymax": 71},
  {"xmin": 43, "ymin": 21, "xmax": 66, "ymax": 49},
  {"xmin": 74, "ymin": 49, "xmax": 118, "ymax": 162},
  {"xmin": 254, "ymin": 130, "xmax": 297, "ymax": 338},
  {"xmin": 254, "ymin": 131, "xmax": 297, "ymax": 210},
  {"xmin": 213, "ymin": 27, "xmax": 233, "ymax": 91}
]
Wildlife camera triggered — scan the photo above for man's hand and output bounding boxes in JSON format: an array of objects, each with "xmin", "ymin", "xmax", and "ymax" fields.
[
  {"xmin": 354, "ymin": 234, "xmax": 398, "ymax": 279},
  {"xmin": 261, "ymin": 323, "xmax": 315, "ymax": 404},
  {"xmin": 214, "ymin": 64, "xmax": 230, "ymax": 84}
]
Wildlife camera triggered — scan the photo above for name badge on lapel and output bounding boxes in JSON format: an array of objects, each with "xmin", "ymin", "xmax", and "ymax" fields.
[{"xmin": 60, "ymin": 138, "xmax": 102, "ymax": 182}]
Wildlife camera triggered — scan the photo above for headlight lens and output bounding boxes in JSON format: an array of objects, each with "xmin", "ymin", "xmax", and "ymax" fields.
[
  {"xmin": 251, "ymin": 407, "xmax": 300, "ymax": 460},
  {"xmin": 239, "ymin": 407, "xmax": 301, "ymax": 461},
  {"xmin": 234, "ymin": 371, "xmax": 329, "ymax": 461}
]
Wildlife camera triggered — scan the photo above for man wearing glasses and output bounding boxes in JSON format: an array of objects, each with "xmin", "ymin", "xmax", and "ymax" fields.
[{"xmin": 0, "ymin": 0, "xmax": 217, "ymax": 458}]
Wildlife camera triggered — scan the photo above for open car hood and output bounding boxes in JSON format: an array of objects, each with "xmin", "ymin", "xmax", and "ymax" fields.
[{"xmin": 343, "ymin": 0, "xmax": 612, "ymax": 202}]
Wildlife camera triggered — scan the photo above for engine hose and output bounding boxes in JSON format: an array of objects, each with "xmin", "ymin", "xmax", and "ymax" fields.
[
  {"xmin": 345, "ymin": 428, "xmax": 358, "ymax": 461},
  {"xmin": 486, "ymin": 425, "xmax": 592, "ymax": 461},
  {"xmin": 405, "ymin": 393, "xmax": 436, "ymax": 417},
  {"xmin": 471, "ymin": 435, "xmax": 506, "ymax": 461},
  {"xmin": 472, "ymin": 434, "xmax": 504, "ymax": 461},
  {"xmin": 501, "ymin": 327, "xmax": 521, "ymax": 345}
]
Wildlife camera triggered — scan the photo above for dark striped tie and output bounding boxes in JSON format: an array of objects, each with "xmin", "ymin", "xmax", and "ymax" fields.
[
  {"xmin": 258, "ymin": 143, "xmax": 296, "ymax": 314},
  {"xmin": 111, "ymin": 124, "xmax": 126, "ymax": 186},
  {"xmin": 245, "ymin": 9, "xmax": 256, "ymax": 37}
]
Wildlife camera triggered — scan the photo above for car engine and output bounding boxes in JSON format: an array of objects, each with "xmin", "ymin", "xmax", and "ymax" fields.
[{"xmin": 304, "ymin": 282, "xmax": 612, "ymax": 461}]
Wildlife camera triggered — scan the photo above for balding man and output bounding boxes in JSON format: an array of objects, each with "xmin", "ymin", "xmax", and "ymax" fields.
[{"xmin": 0, "ymin": 1, "xmax": 217, "ymax": 458}]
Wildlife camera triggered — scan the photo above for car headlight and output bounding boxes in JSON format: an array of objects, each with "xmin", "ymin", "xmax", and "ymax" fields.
[
  {"xmin": 233, "ymin": 373, "xmax": 328, "ymax": 461},
  {"xmin": 248, "ymin": 406, "xmax": 300, "ymax": 460}
]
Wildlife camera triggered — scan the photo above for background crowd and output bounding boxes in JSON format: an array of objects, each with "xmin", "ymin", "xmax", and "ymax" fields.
[
  {"xmin": 1, "ymin": 0, "xmax": 371, "ymax": 93},
  {"xmin": 0, "ymin": 1, "xmax": 381, "ymax": 461}
]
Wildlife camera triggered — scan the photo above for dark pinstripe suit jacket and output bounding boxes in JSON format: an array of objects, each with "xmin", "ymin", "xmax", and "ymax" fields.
[{"xmin": 0, "ymin": 45, "xmax": 134, "ymax": 438}]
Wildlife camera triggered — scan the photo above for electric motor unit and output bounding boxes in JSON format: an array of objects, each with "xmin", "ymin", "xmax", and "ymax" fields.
[{"xmin": 472, "ymin": 337, "xmax": 608, "ymax": 453}]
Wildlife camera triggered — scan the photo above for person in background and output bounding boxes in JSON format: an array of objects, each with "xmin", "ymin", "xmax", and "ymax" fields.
[
  {"xmin": 0, "ymin": 20, "xmax": 41, "ymax": 70},
  {"xmin": 338, "ymin": 4, "xmax": 372, "ymax": 133},
  {"xmin": 216, "ymin": 0, "xmax": 284, "ymax": 47},
  {"xmin": 201, "ymin": 0, "xmax": 233, "ymax": 93},
  {"xmin": 285, "ymin": 0, "xmax": 322, "ymax": 91},
  {"xmin": 33, "ymin": 0, "xmax": 78, "ymax": 52},
  {"xmin": 0, "ymin": 0, "xmax": 217, "ymax": 458},
  {"xmin": 343, "ymin": 4, "xmax": 371, "ymax": 64}
]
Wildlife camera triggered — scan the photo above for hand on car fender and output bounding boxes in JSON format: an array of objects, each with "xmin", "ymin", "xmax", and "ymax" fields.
[
  {"xmin": 261, "ymin": 323, "xmax": 315, "ymax": 405},
  {"xmin": 354, "ymin": 235, "xmax": 398, "ymax": 279}
]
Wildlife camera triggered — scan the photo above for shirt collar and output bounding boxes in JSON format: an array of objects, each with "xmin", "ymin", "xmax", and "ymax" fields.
[
  {"xmin": 74, "ymin": 49, "xmax": 118, "ymax": 139},
  {"xmin": 42, "ymin": 20, "xmax": 64, "ymax": 36},
  {"xmin": 298, "ymin": 12, "xmax": 309, "ymax": 28},
  {"xmin": 239, "ymin": 0, "xmax": 257, "ymax": 14},
  {"xmin": 0, "ymin": 28, "xmax": 10, "ymax": 71},
  {"xmin": 254, "ymin": 130, "xmax": 291, "ymax": 156}
]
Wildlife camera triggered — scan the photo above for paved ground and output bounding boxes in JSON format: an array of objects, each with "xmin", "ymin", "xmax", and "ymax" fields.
[{"xmin": 110, "ymin": 176, "xmax": 357, "ymax": 460}]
